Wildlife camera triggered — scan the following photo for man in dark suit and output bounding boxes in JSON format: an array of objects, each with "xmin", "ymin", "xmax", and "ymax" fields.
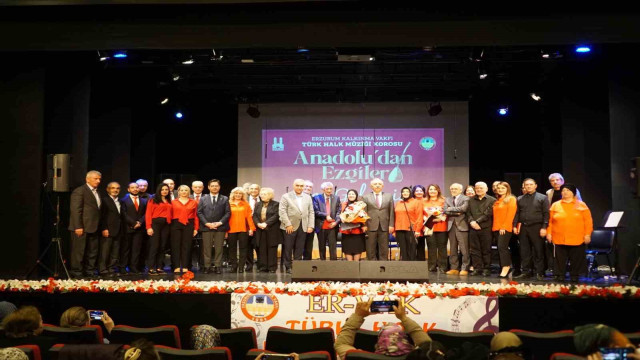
[
  {"xmin": 68, "ymin": 170, "xmax": 102, "ymax": 278},
  {"xmin": 99, "ymin": 182, "xmax": 124, "ymax": 277},
  {"xmin": 361, "ymin": 178, "xmax": 395, "ymax": 260},
  {"xmin": 312, "ymin": 181, "xmax": 341, "ymax": 260},
  {"xmin": 135, "ymin": 178, "xmax": 151, "ymax": 199},
  {"xmin": 120, "ymin": 182, "xmax": 147, "ymax": 274},
  {"xmin": 163, "ymin": 178, "xmax": 178, "ymax": 201},
  {"xmin": 197, "ymin": 179, "xmax": 231, "ymax": 274},
  {"xmin": 444, "ymin": 183, "xmax": 470, "ymax": 276}
]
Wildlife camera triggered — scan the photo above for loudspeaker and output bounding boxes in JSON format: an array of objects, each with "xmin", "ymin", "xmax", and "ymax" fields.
[
  {"xmin": 292, "ymin": 261, "xmax": 360, "ymax": 281},
  {"xmin": 47, "ymin": 154, "xmax": 70, "ymax": 192},
  {"xmin": 359, "ymin": 261, "xmax": 430, "ymax": 282}
]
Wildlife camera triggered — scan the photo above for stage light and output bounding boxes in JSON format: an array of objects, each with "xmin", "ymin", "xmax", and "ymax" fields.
[
  {"xmin": 247, "ymin": 104, "xmax": 260, "ymax": 118},
  {"xmin": 113, "ymin": 51, "xmax": 127, "ymax": 59},
  {"xmin": 530, "ymin": 93, "xmax": 542, "ymax": 101},
  {"xmin": 369, "ymin": 57, "xmax": 375, "ymax": 61},
  {"xmin": 575, "ymin": 45, "xmax": 591, "ymax": 53},
  {"xmin": 175, "ymin": 112, "xmax": 183, "ymax": 119},
  {"xmin": 160, "ymin": 98, "xmax": 169, "ymax": 105},
  {"xmin": 542, "ymin": 53, "xmax": 550, "ymax": 58},
  {"xmin": 427, "ymin": 102, "xmax": 442, "ymax": 117},
  {"xmin": 172, "ymin": 74, "xmax": 180, "ymax": 81},
  {"xmin": 182, "ymin": 58, "xmax": 194, "ymax": 65},
  {"xmin": 297, "ymin": 47, "xmax": 309, "ymax": 53},
  {"xmin": 99, "ymin": 56, "xmax": 109, "ymax": 62},
  {"xmin": 498, "ymin": 107, "xmax": 509, "ymax": 116},
  {"xmin": 479, "ymin": 73, "xmax": 488, "ymax": 80}
]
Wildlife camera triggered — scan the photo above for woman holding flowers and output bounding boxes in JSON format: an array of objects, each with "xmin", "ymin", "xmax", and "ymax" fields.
[
  {"xmin": 424, "ymin": 184, "xmax": 448, "ymax": 273},
  {"xmin": 339, "ymin": 189, "xmax": 369, "ymax": 261}
]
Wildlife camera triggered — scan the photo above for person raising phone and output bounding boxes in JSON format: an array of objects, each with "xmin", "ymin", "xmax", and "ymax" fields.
[{"xmin": 60, "ymin": 306, "xmax": 115, "ymax": 343}]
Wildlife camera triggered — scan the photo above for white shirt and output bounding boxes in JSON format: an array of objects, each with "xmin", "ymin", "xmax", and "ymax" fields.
[
  {"xmin": 87, "ymin": 184, "xmax": 101, "ymax": 208},
  {"xmin": 111, "ymin": 196, "xmax": 121, "ymax": 213},
  {"xmin": 295, "ymin": 194, "xmax": 303, "ymax": 211}
]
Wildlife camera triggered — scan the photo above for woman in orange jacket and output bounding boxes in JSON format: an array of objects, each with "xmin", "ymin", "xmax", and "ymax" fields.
[
  {"xmin": 546, "ymin": 183, "xmax": 593, "ymax": 282},
  {"xmin": 492, "ymin": 181, "xmax": 517, "ymax": 278},
  {"xmin": 393, "ymin": 187, "xmax": 423, "ymax": 261},
  {"xmin": 228, "ymin": 187, "xmax": 256, "ymax": 273}
]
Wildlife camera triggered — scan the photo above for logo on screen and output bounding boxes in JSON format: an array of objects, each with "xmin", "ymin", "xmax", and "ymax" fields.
[
  {"xmin": 272, "ymin": 137, "xmax": 284, "ymax": 151},
  {"xmin": 419, "ymin": 137, "xmax": 436, "ymax": 151},
  {"xmin": 240, "ymin": 294, "xmax": 279, "ymax": 322}
]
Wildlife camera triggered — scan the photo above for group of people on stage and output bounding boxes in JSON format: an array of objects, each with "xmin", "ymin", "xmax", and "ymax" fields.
[{"xmin": 68, "ymin": 170, "xmax": 592, "ymax": 281}]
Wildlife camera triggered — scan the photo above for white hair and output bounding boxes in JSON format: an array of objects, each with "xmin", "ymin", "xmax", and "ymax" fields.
[
  {"xmin": 86, "ymin": 170, "xmax": 101, "ymax": 178},
  {"xmin": 293, "ymin": 178, "xmax": 305, "ymax": 185},
  {"xmin": 450, "ymin": 183, "xmax": 463, "ymax": 190},
  {"xmin": 192, "ymin": 181, "xmax": 204, "ymax": 187},
  {"xmin": 548, "ymin": 173, "xmax": 564, "ymax": 181},
  {"xmin": 320, "ymin": 181, "xmax": 334, "ymax": 190},
  {"xmin": 475, "ymin": 181, "xmax": 488, "ymax": 189},
  {"xmin": 304, "ymin": 180, "xmax": 314, "ymax": 186},
  {"xmin": 370, "ymin": 178, "xmax": 384, "ymax": 185}
]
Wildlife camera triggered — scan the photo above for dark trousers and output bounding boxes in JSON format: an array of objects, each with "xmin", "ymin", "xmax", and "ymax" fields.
[
  {"xmin": 257, "ymin": 230, "xmax": 278, "ymax": 271},
  {"xmin": 555, "ymin": 243, "xmax": 587, "ymax": 278},
  {"xmin": 98, "ymin": 233, "xmax": 120, "ymax": 273},
  {"xmin": 396, "ymin": 230, "xmax": 417, "ymax": 261},
  {"xmin": 519, "ymin": 225, "xmax": 546, "ymax": 275},
  {"xmin": 202, "ymin": 231, "xmax": 225, "ymax": 268},
  {"xmin": 303, "ymin": 232, "xmax": 315, "ymax": 260},
  {"xmin": 245, "ymin": 234, "xmax": 256, "ymax": 269},
  {"xmin": 470, "ymin": 227, "xmax": 493, "ymax": 270},
  {"xmin": 283, "ymin": 226, "xmax": 306, "ymax": 269},
  {"xmin": 318, "ymin": 228, "xmax": 338, "ymax": 260},
  {"xmin": 494, "ymin": 231, "xmax": 513, "ymax": 267},
  {"xmin": 120, "ymin": 230, "xmax": 144, "ymax": 272},
  {"xmin": 545, "ymin": 241, "xmax": 556, "ymax": 272},
  {"xmin": 416, "ymin": 236, "xmax": 426, "ymax": 261},
  {"xmin": 70, "ymin": 231, "xmax": 100, "ymax": 275},
  {"xmin": 146, "ymin": 218, "xmax": 170, "ymax": 270},
  {"xmin": 427, "ymin": 231, "xmax": 448, "ymax": 270},
  {"xmin": 170, "ymin": 220, "xmax": 194, "ymax": 270},
  {"xmin": 366, "ymin": 230, "xmax": 389, "ymax": 260},
  {"xmin": 227, "ymin": 232, "xmax": 249, "ymax": 270}
]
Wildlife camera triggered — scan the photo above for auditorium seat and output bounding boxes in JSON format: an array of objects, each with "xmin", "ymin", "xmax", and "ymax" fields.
[
  {"xmin": 110, "ymin": 325, "xmax": 181, "ymax": 348},
  {"xmin": 510, "ymin": 329, "xmax": 576, "ymax": 360},
  {"xmin": 245, "ymin": 349, "xmax": 332, "ymax": 360},
  {"xmin": 42, "ymin": 324, "xmax": 104, "ymax": 344},
  {"xmin": 353, "ymin": 329, "xmax": 379, "ymax": 352},
  {"xmin": 344, "ymin": 349, "xmax": 407, "ymax": 359},
  {"xmin": 48, "ymin": 343, "xmax": 123, "ymax": 360},
  {"xmin": 550, "ymin": 353, "xmax": 586, "ymax": 360},
  {"xmin": 154, "ymin": 345, "xmax": 232, "ymax": 360},
  {"xmin": 218, "ymin": 327, "xmax": 257, "ymax": 360},
  {"xmin": 15, "ymin": 344, "xmax": 41, "ymax": 360},
  {"xmin": 625, "ymin": 331, "xmax": 640, "ymax": 345},
  {"xmin": 427, "ymin": 329, "xmax": 494, "ymax": 350},
  {"xmin": 265, "ymin": 327, "xmax": 336, "ymax": 360}
]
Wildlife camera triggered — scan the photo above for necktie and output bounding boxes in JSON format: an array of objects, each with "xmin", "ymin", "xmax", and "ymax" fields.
[
  {"xmin": 195, "ymin": 194, "xmax": 200, "ymax": 202},
  {"xmin": 325, "ymin": 196, "xmax": 331, "ymax": 215},
  {"xmin": 132, "ymin": 196, "xmax": 139, "ymax": 211},
  {"xmin": 453, "ymin": 196, "xmax": 457, "ymax": 207},
  {"xmin": 376, "ymin": 193, "xmax": 382, "ymax": 208},
  {"xmin": 212, "ymin": 195, "xmax": 217, "ymax": 205}
]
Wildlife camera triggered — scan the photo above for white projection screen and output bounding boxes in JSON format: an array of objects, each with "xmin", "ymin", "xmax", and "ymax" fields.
[{"xmin": 238, "ymin": 102, "xmax": 469, "ymax": 200}]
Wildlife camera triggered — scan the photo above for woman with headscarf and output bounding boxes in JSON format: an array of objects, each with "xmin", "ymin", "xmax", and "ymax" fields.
[
  {"xmin": 334, "ymin": 300, "xmax": 431, "ymax": 359},
  {"xmin": 191, "ymin": 325, "xmax": 221, "ymax": 350},
  {"xmin": 546, "ymin": 183, "xmax": 593, "ymax": 282},
  {"xmin": 393, "ymin": 186, "xmax": 423, "ymax": 261},
  {"xmin": 339, "ymin": 189, "xmax": 367, "ymax": 261}
]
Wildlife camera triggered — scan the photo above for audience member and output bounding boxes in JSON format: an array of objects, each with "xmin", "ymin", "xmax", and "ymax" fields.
[
  {"xmin": 574, "ymin": 324, "xmax": 637, "ymax": 358},
  {"xmin": 0, "ymin": 347, "xmax": 28, "ymax": 360},
  {"xmin": 334, "ymin": 299, "xmax": 431, "ymax": 359},
  {"xmin": 60, "ymin": 306, "xmax": 115, "ymax": 335},
  {"xmin": 546, "ymin": 183, "xmax": 593, "ymax": 282},
  {"xmin": 190, "ymin": 325, "xmax": 221, "ymax": 350},
  {"xmin": 121, "ymin": 338, "xmax": 161, "ymax": 360},
  {"xmin": 0, "ymin": 306, "xmax": 57, "ymax": 359},
  {"xmin": 0, "ymin": 302, "xmax": 17, "ymax": 325}
]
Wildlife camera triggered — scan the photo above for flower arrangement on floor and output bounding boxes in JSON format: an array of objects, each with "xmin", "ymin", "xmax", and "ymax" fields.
[{"xmin": 0, "ymin": 272, "xmax": 638, "ymax": 299}]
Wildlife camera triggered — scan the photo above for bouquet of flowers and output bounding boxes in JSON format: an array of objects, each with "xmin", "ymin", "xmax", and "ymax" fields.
[
  {"xmin": 424, "ymin": 207, "xmax": 446, "ymax": 232},
  {"xmin": 339, "ymin": 201, "xmax": 370, "ymax": 230}
]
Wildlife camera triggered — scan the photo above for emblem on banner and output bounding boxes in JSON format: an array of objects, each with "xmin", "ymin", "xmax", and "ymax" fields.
[
  {"xmin": 419, "ymin": 137, "xmax": 436, "ymax": 151},
  {"xmin": 272, "ymin": 137, "xmax": 284, "ymax": 151},
  {"xmin": 240, "ymin": 294, "xmax": 280, "ymax": 322}
]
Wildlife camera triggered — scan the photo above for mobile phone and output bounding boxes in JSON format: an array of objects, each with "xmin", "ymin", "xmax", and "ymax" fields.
[
  {"xmin": 88, "ymin": 310, "xmax": 104, "ymax": 321},
  {"xmin": 599, "ymin": 347, "xmax": 634, "ymax": 360},
  {"xmin": 370, "ymin": 300, "xmax": 399, "ymax": 313},
  {"xmin": 262, "ymin": 355, "xmax": 294, "ymax": 360}
]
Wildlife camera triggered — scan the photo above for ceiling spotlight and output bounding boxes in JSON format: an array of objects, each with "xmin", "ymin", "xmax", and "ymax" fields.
[
  {"xmin": 297, "ymin": 46, "xmax": 309, "ymax": 53},
  {"xmin": 530, "ymin": 93, "xmax": 542, "ymax": 101},
  {"xmin": 99, "ymin": 56, "xmax": 110, "ymax": 62},
  {"xmin": 172, "ymin": 74, "xmax": 180, "ymax": 81},
  {"xmin": 542, "ymin": 53, "xmax": 550, "ymax": 58},
  {"xmin": 175, "ymin": 112, "xmax": 183, "ymax": 119},
  {"xmin": 575, "ymin": 45, "xmax": 591, "ymax": 53},
  {"xmin": 160, "ymin": 98, "xmax": 169, "ymax": 105},
  {"xmin": 369, "ymin": 57, "xmax": 375, "ymax": 61},
  {"xmin": 113, "ymin": 51, "xmax": 127, "ymax": 59},
  {"xmin": 246, "ymin": 104, "xmax": 260, "ymax": 118},
  {"xmin": 427, "ymin": 102, "xmax": 443, "ymax": 117},
  {"xmin": 182, "ymin": 59, "xmax": 194, "ymax": 65},
  {"xmin": 241, "ymin": 59, "xmax": 255, "ymax": 63},
  {"xmin": 498, "ymin": 107, "xmax": 509, "ymax": 116},
  {"xmin": 479, "ymin": 73, "xmax": 488, "ymax": 80}
]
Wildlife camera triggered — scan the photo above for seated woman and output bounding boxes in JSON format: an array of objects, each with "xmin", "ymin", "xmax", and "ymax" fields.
[
  {"xmin": 0, "ymin": 306, "xmax": 57, "ymax": 360},
  {"xmin": 191, "ymin": 325, "xmax": 221, "ymax": 350},
  {"xmin": 0, "ymin": 347, "xmax": 29, "ymax": 360},
  {"xmin": 334, "ymin": 300, "xmax": 431, "ymax": 359},
  {"xmin": 60, "ymin": 306, "xmax": 115, "ymax": 343}
]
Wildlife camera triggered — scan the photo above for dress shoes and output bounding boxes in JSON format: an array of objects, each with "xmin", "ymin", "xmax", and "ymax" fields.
[
  {"xmin": 202, "ymin": 268, "xmax": 210, "ymax": 274},
  {"xmin": 230, "ymin": 267, "xmax": 238, "ymax": 273},
  {"xmin": 428, "ymin": 268, "xmax": 437, "ymax": 273},
  {"xmin": 498, "ymin": 267, "xmax": 513, "ymax": 279},
  {"xmin": 459, "ymin": 270, "xmax": 469, "ymax": 276},
  {"xmin": 269, "ymin": 270, "xmax": 276, "ymax": 273},
  {"xmin": 446, "ymin": 270, "xmax": 460, "ymax": 275},
  {"xmin": 513, "ymin": 272, "xmax": 532, "ymax": 280},
  {"xmin": 214, "ymin": 267, "xmax": 222, "ymax": 274},
  {"xmin": 285, "ymin": 268, "xmax": 292, "ymax": 274},
  {"xmin": 245, "ymin": 266, "xmax": 253, "ymax": 272},
  {"xmin": 536, "ymin": 274, "xmax": 545, "ymax": 281},
  {"xmin": 482, "ymin": 269, "xmax": 491, "ymax": 276}
]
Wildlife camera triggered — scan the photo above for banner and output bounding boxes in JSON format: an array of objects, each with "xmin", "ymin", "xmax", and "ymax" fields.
[
  {"xmin": 262, "ymin": 128, "xmax": 444, "ymax": 200},
  {"xmin": 231, "ymin": 294, "xmax": 499, "ymax": 348}
]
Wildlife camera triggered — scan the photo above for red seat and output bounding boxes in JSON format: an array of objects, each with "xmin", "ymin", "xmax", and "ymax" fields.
[
  {"xmin": 510, "ymin": 329, "xmax": 576, "ymax": 360},
  {"xmin": 353, "ymin": 329, "xmax": 379, "ymax": 353},
  {"xmin": 246, "ymin": 349, "xmax": 332, "ymax": 360},
  {"xmin": 110, "ymin": 325, "xmax": 181, "ymax": 348},
  {"xmin": 15, "ymin": 344, "xmax": 42, "ymax": 360},
  {"xmin": 345, "ymin": 349, "xmax": 406, "ymax": 359},
  {"xmin": 427, "ymin": 329, "xmax": 495, "ymax": 350},
  {"xmin": 212, "ymin": 327, "xmax": 257, "ymax": 360},
  {"xmin": 154, "ymin": 345, "xmax": 232, "ymax": 360},
  {"xmin": 265, "ymin": 326, "xmax": 336, "ymax": 360},
  {"xmin": 48, "ymin": 343, "xmax": 122, "ymax": 360},
  {"xmin": 550, "ymin": 352, "xmax": 586, "ymax": 360},
  {"xmin": 42, "ymin": 325, "xmax": 104, "ymax": 344}
]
